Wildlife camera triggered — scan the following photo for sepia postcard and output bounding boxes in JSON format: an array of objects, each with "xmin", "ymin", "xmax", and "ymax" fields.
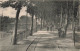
[{"xmin": 0, "ymin": 0, "xmax": 80, "ymax": 51}]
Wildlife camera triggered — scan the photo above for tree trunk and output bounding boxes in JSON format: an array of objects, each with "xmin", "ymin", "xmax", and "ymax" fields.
[
  {"xmin": 25, "ymin": 14, "xmax": 28, "ymax": 39},
  {"xmin": 40, "ymin": 17, "xmax": 43, "ymax": 30},
  {"xmin": 0, "ymin": 16, "xmax": 1, "ymax": 31},
  {"xmin": 78, "ymin": 0, "xmax": 80, "ymax": 31},
  {"xmin": 36, "ymin": 17, "xmax": 37, "ymax": 32},
  {"xmin": 63, "ymin": 1, "xmax": 69, "ymax": 37},
  {"xmin": 58, "ymin": 3, "xmax": 63, "ymax": 38},
  {"xmin": 60, "ymin": 4, "xmax": 63, "ymax": 27},
  {"xmin": 64, "ymin": 12, "xmax": 69, "ymax": 37},
  {"xmin": 43, "ymin": 10, "xmax": 45, "ymax": 28},
  {"xmin": 79, "ymin": 0, "xmax": 80, "ymax": 26},
  {"xmin": 72, "ymin": 14, "xmax": 76, "ymax": 46},
  {"xmin": 73, "ymin": 22, "xmax": 76, "ymax": 46},
  {"xmin": 73, "ymin": 0, "xmax": 76, "ymax": 46},
  {"xmin": 13, "ymin": 8, "xmax": 21, "ymax": 45},
  {"xmin": 30, "ymin": 14, "xmax": 34, "ymax": 36},
  {"xmin": 64, "ymin": 23, "xmax": 68, "ymax": 37},
  {"xmin": 72, "ymin": 11, "xmax": 76, "ymax": 46}
]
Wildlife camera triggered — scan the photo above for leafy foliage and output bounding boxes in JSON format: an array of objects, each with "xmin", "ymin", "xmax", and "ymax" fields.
[
  {"xmin": 27, "ymin": 3, "xmax": 37, "ymax": 15},
  {"xmin": 1, "ymin": 1, "xmax": 28, "ymax": 10},
  {"xmin": 1, "ymin": 1, "xmax": 10, "ymax": 8}
]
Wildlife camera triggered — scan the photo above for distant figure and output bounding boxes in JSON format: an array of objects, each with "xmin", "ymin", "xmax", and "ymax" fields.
[
  {"xmin": 47, "ymin": 26, "xmax": 49, "ymax": 31},
  {"xmin": 50, "ymin": 25, "xmax": 52, "ymax": 31},
  {"xmin": 58, "ymin": 27, "xmax": 62, "ymax": 37},
  {"xmin": 61, "ymin": 27, "xmax": 65, "ymax": 37},
  {"xmin": 50, "ymin": 24, "xmax": 54, "ymax": 31}
]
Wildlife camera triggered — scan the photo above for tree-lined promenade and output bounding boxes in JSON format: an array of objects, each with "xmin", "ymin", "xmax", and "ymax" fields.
[{"xmin": 0, "ymin": 0, "xmax": 80, "ymax": 49}]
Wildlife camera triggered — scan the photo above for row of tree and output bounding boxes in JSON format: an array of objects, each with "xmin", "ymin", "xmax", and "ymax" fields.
[
  {"xmin": 0, "ymin": 0, "xmax": 39, "ymax": 45},
  {"xmin": 31, "ymin": 0, "xmax": 80, "ymax": 46},
  {"xmin": 1, "ymin": 0, "xmax": 80, "ymax": 45}
]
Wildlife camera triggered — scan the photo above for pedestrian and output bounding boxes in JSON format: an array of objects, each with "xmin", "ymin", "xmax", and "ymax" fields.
[
  {"xmin": 50, "ymin": 25, "xmax": 52, "ymax": 31},
  {"xmin": 46, "ymin": 24, "xmax": 49, "ymax": 31},
  {"xmin": 58, "ymin": 27, "xmax": 62, "ymax": 37}
]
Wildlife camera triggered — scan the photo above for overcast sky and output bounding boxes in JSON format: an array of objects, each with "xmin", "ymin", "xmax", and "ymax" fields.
[
  {"xmin": 0, "ymin": 7, "xmax": 27, "ymax": 18},
  {"xmin": 0, "ymin": 0, "xmax": 28, "ymax": 18}
]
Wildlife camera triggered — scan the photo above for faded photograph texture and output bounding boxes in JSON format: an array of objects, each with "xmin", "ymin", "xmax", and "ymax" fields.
[{"xmin": 0, "ymin": 0, "xmax": 80, "ymax": 51}]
